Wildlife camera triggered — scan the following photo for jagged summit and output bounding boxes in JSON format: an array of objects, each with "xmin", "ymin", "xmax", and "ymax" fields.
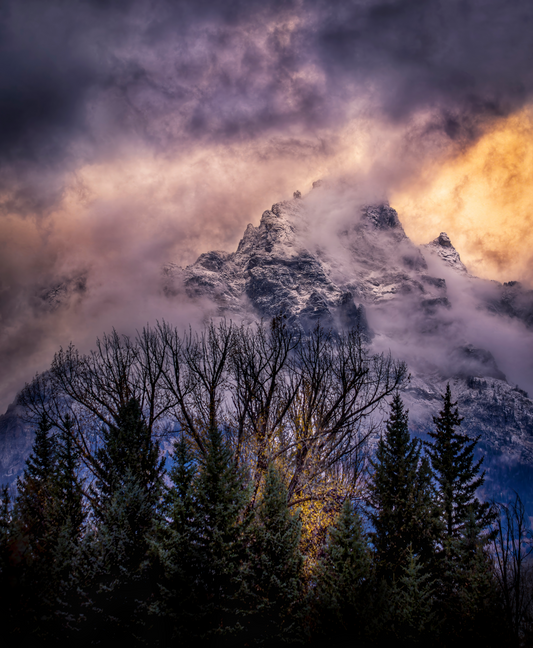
[
  {"xmin": 361, "ymin": 203, "xmax": 404, "ymax": 231},
  {"xmin": 160, "ymin": 192, "xmax": 533, "ymax": 489},
  {"xmin": 423, "ymin": 231, "xmax": 469, "ymax": 274},
  {"xmin": 163, "ymin": 197, "xmax": 449, "ymax": 333}
]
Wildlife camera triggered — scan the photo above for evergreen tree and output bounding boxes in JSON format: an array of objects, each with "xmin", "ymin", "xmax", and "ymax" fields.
[
  {"xmin": 314, "ymin": 498, "xmax": 373, "ymax": 644},
  {"xmin": 6, "ymin": 414, "xmax": 86, "ymax": 645},
  {"xmin": 425, "ymin": 384, "xmax": 493, "ymax": 545},
  {"xmin": 52, "ymin": 415, "xmax": 84, "ymax": 538},
  {"xmin": 426, "ymin": 385, "xmax": 500, "ymax": 644},
  {"xmin": 387, "ymin": 550, "xmax": 438, "ymax": 646},
  {"xmin": 435, "ymin": 508, "xmax": 504, "ymax": 647},
  {"xmin": 95, "ymin": 397, "xmax": 164, "ymax": 505},
  {"xmin": 81, "ymin": 397, "xmax": 165, "ymax": 645},
  {"xmin": 14, "ymin": 412, "xmax": 57, "ymax": 547},
  {"xmin": 93, "ymin": 398, "xmax": 164, "ymax": 566},
  {"xmin": 149, "ymin": 436, "xmax": 198, "ymax": 644},
  {"xmin": 369, "ymin": 394, "xmax": 439, "ymax": 581},
  {"xmin": 42, "ymin": 415, "xmax": 86, "ymax": 645},
  {"xmin": 7, "ymin": 413, "xmax": 61, "ymax": 643},
  {"xmin": 244, "ymin": 463, "xmax": 304, "ymax": 646},
  {"xmin": 186, "ymin": 426, "xmax": 251, "ymax": 644}
]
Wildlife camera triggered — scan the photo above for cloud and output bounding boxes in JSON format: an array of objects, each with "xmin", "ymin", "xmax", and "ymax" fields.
[
  {"xmin": 2, "ymin": 0, "xmax": 533, "ymax": 171},
  {"xmin": 291, "ymin": 180, "xmax": 533, "ymax": 397},
  {"xmin": 391, "ymin": 108, "xmax": 533, "ymax": 286},
  {"xmin": 2, "ymin": 0, "xmax": 533, "ymax": 413}
]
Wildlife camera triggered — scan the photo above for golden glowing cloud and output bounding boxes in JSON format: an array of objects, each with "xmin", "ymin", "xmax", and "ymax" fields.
[{"xmin": 392, "ymin": 107, "xmax": 533, "ymax": 286}]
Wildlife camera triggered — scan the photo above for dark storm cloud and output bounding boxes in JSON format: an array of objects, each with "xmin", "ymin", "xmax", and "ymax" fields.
[
  {"xmin": 316, "ymin": 0, "xmax": 533, "ymax": 136},
  {"xmin": 2, "ymin": 0, "xmax": 533, "ymax": 178}
]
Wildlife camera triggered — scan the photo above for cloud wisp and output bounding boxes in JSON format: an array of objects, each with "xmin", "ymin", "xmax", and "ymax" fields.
[{"xmin": 2, "ymin": 0, "xmax": 533, "ymax": 412}]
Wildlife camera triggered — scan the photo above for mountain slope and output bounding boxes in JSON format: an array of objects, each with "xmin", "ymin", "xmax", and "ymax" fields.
[
  {"xmin": 2, "ymin": 187, "xmax": 533, "ymax": 508},
  {"xmin": 162, "ymin": 188, "xmax": 533, "ymax": 505}
]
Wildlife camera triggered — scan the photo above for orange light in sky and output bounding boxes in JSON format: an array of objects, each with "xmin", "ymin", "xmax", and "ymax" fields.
[{"xmin": 392, "ymin": 107, "xmax": 533, "ymax": 286}]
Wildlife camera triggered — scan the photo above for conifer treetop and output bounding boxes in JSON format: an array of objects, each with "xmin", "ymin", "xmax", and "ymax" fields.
[{"xmin": 425, "ymin": 383, "xmax": 492, "ymax": 542}]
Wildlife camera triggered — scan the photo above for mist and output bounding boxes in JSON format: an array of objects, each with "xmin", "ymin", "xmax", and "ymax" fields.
[{"xmin": 2, "ymin": 0, "xmax": 533, "ymax": 413}]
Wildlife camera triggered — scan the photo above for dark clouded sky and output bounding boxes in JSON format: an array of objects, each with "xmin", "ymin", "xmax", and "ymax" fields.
[{"xmin": 1, "ymin": 0, "xmax": 533, "ymax": 412}]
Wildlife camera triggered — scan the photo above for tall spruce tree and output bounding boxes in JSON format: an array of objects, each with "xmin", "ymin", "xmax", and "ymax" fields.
[
  {"xmin": 186, "ymin": 425, "xmax": 251, "ymax": 644},
  {"xmin": 14, "ymin": 412, "xmax": 57, "ymax": 548},
  {"xmin": 425, "ymin": 384, "xmax": 494, "ymax": 546},
  {"xmin": 52, "ymin": 415, "xmax": 84, "ymax": 538},
  {"xmin": 8, "ymin": 413, "xmax": 60, "ymax": 643},
  {"xmin": 43, "ymin": 415, "xmax": 86, "ymax": 644},
  {"xmin": 425, "ymin": 384, "xmax": 500, "ymax": 644},
  {"xmin": 95, "ymin": 397, "xmax": 164, "ymax": 506},
  {"xmin": 387, "ymin": 549, "xmax": 438, "ymax": 646},
  {"xmin": 314, "ymin": 498, "xmax": 373, "ymax": 644},
  {"xmin": 82, "ymin": 397, "xmax": 165, "ymax": 645},
  {"xmin": 150, "ymin": 437, "xmax": 198, "ymax": 644},
  {"xmin": 6, "ymin": 412, "xmax": 85, "ymax": 644},
  {"xmin": 369, "ymin": 394, "xmax": 439, "ymax": 581},
  {"xmin": 244, "ymin": 463, "xmax": 304, "ymax": 646}
]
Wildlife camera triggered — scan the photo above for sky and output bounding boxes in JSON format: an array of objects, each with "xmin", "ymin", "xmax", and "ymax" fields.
[{"xmin": 1, "ymin": 0, "xmax": 533, "ymax": 413}]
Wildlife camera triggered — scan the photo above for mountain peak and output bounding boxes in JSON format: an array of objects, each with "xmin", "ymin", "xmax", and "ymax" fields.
[
  {"xmin": 423, "ymin": 231, "xmax": 468, "ymax": 273},
  {"xmin": 436, "ymin": 232, "xmax": 452, "ymax": 247},
  {"xmin": 361, "ymin": 203, "xmax": 403, "ymax": 232}
]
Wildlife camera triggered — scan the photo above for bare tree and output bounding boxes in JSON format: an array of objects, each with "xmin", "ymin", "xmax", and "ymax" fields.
[
  {"xmin": 228, "ymin": 316, "xmax": 301, "ymax": 503},
  {"xmin": 19, "ymin": 328, "xmax": 173, "ymax": 484},
  {"xmin": 18, "ymin": 318, "xmax": 406, "ymax": 513},
  {"xmin": 157, "ymin": 319, "xmax": 236, "ymax": 457},
  {"xmin": 282, "ymin": 325, "xmax": 405, "ymax": 506},
  {"xmin": 491, "ymin": 492, "xmax": 533, "ymax": 646}
]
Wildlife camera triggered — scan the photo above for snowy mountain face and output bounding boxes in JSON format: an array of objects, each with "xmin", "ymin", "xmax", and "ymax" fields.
[
  {"xmin": 162, "ymin": 187, "xmax": 533, "ymax": 507},
  {"xmin": 163, "ymin": 198, "xmax": 440, "ymax": 334},
  {"xmin": 2, "ymin": 186, "xmax": 533, "ymax": 508}
]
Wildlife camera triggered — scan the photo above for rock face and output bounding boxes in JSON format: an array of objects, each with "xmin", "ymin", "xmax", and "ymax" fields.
[
  {"xmin": 164, "ymin": 199, "xmax": 438, "ymax": 333},
  {"xmin": 3, "ymin": 188, "xmax": 533, "ymax": 509},
  {"xmin": 423, "ymin": 232, "xmax": 469, "ymax": 274},
  {"xmin": 162, "ymin": 190, "xmax": 533, "ymax": 508}
]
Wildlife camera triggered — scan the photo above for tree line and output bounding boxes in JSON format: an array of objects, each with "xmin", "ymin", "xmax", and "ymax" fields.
[{"xmin": 0, "ymin": 319, "xmax": 532, "ymax": 646}]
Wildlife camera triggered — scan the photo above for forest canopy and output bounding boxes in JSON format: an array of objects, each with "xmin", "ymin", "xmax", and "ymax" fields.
[{"xmin": 0, "ymin": 319, "xmax": 530, "ymax": 647}]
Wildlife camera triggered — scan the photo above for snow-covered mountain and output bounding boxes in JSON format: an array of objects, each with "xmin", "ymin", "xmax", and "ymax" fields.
[
  {"xmin": 2, "ymin": 185, "xmax": 533, "ymax": 508},
  {"xmin": 162, "ymin": 187, "xmax": 533, "ymax": 506}
]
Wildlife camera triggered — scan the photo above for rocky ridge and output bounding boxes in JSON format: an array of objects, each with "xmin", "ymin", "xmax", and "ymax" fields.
[
  {"xmin": 163, "ymin": 198, "xmax": 445, "ymax": 334},
  {"xmin": 162, "ymin": 190, "xmax": 533, "ymax": 506}
]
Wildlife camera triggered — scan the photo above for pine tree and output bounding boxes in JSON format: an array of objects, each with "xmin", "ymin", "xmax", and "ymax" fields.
[
  {"xmin": 186, "ymin": 426, "xmax": 251, "ymax": 644},
  {"xmin": 52, "ymin": 415, "xmax": 84, "ymax": 538},
  {"xmin": 39, "ymin": 415, "xmax": 87, "ymax": 644},
  {"xmin": 387, "ymin": 549, "xmax": 438, "ymax": 646},
  {"xmin": 369, "ymin": 394, "xmax": 439, "ymax": 581},
  {"xmin": 426, "ymin": 384, "xmax": 500, "ymax": 644},
  {"xmin": 314, "ymin": 498, "xmax": 372, "ymax": 644},
  {"xmin": 93, "ymin": 397, "xmax": 164, "ymax": 564},
  {"xmin": 4, "ymin": 413, "xmax": 88, "ymax": 645},
  {"xmin": 6, "ymin": 413, "xmax": 61, "ymax": 643},
  {"xmin": 14, "ymin": 412, "xmax": 57, "ymax": 548},
  {"xmin": 425, "ymin": 384, "xmax": 494, "ymax": 547},
  {"xmin": 82, "ymin": 397, "xmax": 165, "ymax": 645},
  {"xmin": 244, "ymin": 463, "xmax": 304, "ymax": 645},
  {"xmin": 433, "ymin": 508, "xmax": 504, "ymax": 647},
  {"xmin": 95, "ymin": 397, "xmax": 164, "ymax": 506},
  {"xmin": 150, "ymin": 437, "xmax": 198, "ymax": 643}
]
